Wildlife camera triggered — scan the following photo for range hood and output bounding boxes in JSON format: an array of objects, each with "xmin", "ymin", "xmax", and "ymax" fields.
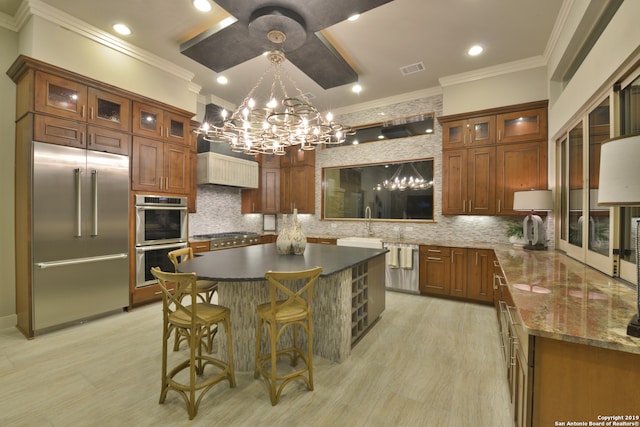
[{"xmin": 197, "ymin": 152, "xmax": 259, "ymax": 188}]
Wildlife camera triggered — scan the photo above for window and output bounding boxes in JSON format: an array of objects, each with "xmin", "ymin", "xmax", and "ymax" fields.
[
  {"xmin": 587, "ymin": 98, "xmax": 610, "ymax": 255},
  {"xmin": 568, "ymin": 122, "xmax": 584, "ymax": 248}
]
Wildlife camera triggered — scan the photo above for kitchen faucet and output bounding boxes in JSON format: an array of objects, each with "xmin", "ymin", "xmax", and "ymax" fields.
[{"xmin": 364, "ymin": 206, "xmax": 373, "ymax": 236}]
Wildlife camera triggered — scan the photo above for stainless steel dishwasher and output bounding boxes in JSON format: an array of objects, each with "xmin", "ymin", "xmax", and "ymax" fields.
[{"xmin": 384, "ymin": 243, "xmax": 420, "ymax": 294}]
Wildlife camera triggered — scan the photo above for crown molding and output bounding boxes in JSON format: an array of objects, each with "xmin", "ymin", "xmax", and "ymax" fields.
[
  {"xmin": 439, "ymin": 56, "xmax": 547, "ymax": 87},
  {"xmin": 332, "ymin": 86, "xmax": 442, "ymax": 116},
  {"xmin": 10, "ymin": 0, "xmax": 195, "ymax": 84},
  {"xmin": 543, "ymin": 0, "xmax": 574, "ymax": 63}
]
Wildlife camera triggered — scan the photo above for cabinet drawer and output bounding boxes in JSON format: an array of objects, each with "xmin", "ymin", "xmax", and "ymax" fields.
[
  {"xmin": 419, "ymin": 245, "xmax": 451, "ymax": 257},
  {"xmin": 88, "ymin": 125, "xmax": 130, "ymax": 155},
  {"xmin": 189, "ymin": 241, "xmax": 210, "ymax": 253},
  {"xmin": 34, "ymin": 114, "xmax": 86, "ymax": 149}
]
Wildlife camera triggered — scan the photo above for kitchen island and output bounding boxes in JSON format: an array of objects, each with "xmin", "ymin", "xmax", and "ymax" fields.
[{"xmin": 178, "ymin": 243, "xmax": 387, "ymax": 371}]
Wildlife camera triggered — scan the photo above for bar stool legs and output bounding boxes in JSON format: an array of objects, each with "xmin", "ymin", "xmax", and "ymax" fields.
[{"xmin": 253, "ymin": 267, "xmax": 322, "ymax": 405}]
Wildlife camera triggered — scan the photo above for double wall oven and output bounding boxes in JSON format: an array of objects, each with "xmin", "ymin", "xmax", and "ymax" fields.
[{"xmin": 134, "ymin": 195, "xmax": 188, "ymax": 288}]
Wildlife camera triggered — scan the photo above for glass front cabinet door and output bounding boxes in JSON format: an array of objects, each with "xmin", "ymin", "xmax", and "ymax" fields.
[{"xmin": 497, "ymin": 108, "xmax": 548, "ymax": 144}]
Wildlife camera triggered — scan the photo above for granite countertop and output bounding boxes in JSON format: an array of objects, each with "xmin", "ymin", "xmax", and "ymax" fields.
[{"xmin": 493, "ymin": 246, "xmax": 640, "ymax": 355}]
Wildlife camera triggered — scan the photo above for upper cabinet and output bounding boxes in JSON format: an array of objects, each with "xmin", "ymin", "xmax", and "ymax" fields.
[
  {"xmin": 442, "ymin": 115, "xmax": 496, "ymax": 149},
  {"xmin": 241, "ymin": 147, "xmax": 315, "ymax": 214},
  {"xmin": 440, "ymin": 101, "xmax": 548, "ymax": 216},
  {"xmin": 496, "ymin": 107, "xmax": 547, "ymax": 144},
  {"xmin": 35, "ymin": 71, "xmax": 131, "ymax": 132},
  {"xmin": 132, "ymin": 101, "xmax": 190, "ymax": 146}
]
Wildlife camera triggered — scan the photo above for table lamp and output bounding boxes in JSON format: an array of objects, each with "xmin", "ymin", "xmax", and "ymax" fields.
[
  {"xmin": 598, "ymin": 133, "xmax": 640, "ymax": 337},
  {"xmin": 513, "ymin": 189, "xmax": 553, "ymax": 250}
]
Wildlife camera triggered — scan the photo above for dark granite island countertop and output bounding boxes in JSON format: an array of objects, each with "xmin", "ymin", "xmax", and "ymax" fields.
[
  {"xmin": 178, "ymin": 243, "xmax": 388, "ymax": 371},
  {"xmin": 179, "ymin": 243, "xmax": 388, "ymax": 281}
]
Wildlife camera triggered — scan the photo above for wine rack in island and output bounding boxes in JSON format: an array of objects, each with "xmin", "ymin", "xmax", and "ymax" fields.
[{"xmin": 351, "ymin": 263, "xmax": 370, "ymax": 344}]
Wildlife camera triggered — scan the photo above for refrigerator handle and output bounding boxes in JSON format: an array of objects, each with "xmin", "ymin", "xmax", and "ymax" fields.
[
  {"xmin": 92, "ymin": 170, "xmax": 98, "ymax": 236},
  {"xmin": 75, "ymin": 168, "xmax": 82, "ymax": 237}
]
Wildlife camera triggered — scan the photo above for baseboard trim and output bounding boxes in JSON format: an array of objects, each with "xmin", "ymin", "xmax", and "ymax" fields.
[{"xmin": 0, "ymin": 313, "xmax": 17, "ymax": 330}]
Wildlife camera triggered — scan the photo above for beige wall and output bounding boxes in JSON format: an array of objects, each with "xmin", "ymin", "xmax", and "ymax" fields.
[
  {"xmin": 0, "ymin": 27, "xmax": 18, "ymax": 328},
  {"xmin": 441, "ymin": 66, "xmax": 549, "ymax": 116}
]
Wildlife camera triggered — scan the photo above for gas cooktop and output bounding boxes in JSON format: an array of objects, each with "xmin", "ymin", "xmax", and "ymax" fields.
[{"xmin": 191, "ymin": 231, "xmax": 258, "ymax": 239}]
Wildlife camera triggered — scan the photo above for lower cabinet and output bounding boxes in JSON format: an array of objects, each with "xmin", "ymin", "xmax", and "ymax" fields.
[
  {"xmin": 419, "ymin": 245, "xmax": 494, "ymax": 303},
  {"xmin": 419, "ymin": 246, "xmax": 451, "ymax": 295},
  {"xmin": 307, "ymin": 237, "xmax": 337, "ymax": 245},
  {"xmin": 467, "ymin": 249, "xmax": 495, "ymax": 302},
  {"xmin": 498, "ymin": 283, "xmax": 533, "ymax": 427}
]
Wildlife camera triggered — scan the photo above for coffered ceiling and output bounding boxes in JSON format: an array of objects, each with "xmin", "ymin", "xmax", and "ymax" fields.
[{"xmin": 0, "ymin": 0, "xmax": 564, "ymax": 112}]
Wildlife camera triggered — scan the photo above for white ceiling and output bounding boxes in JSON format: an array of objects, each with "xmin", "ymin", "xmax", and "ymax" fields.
[{"xmin": 0, "ymin": 0, "xmax": 564, "ymax": 113}]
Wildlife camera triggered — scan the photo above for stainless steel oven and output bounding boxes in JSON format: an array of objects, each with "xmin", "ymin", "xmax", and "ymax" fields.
[
  {"xmin": 135, "ymin": 195, "xmax": 188, "ymax": 246},
  {"xmin": 135, "ymin": 241, "xmax": 188, "ymax": 288}
]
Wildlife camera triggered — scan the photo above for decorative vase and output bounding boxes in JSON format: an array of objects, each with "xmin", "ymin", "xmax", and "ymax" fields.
[
  {"xmin": 276, "ymin": 214, "xmax": 292, "ymax": 254},
  {"xmin": 291, "ymin": 209, "xmax": 307, "ymax": 255}
]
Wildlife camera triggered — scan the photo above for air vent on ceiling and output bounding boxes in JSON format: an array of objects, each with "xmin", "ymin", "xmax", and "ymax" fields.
[{"xmin": 400, "ymin": 62, "xmax": 425, "ymax": 76}]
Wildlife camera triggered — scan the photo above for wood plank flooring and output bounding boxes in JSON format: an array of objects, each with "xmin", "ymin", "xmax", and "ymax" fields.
[{"xmin": 0, "ymin": 292, "xmax": 511, "ymax": 426}]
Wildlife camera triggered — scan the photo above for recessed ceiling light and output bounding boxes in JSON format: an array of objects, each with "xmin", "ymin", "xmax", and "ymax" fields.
[
  {"xmin": 348, "ymin": 14, "xmax": 360, "ymax": 21},
  {"xmin": 217, "ymin": 75, "xmax": 228, "ymax": 84},
  {"xmin": 468, "ymin": 45, "xmax": 484, "ymax": 56},
  {"xmin": 352, "ymin": 84, "xmax": 362, "ymax": 94},
  {"xmin": 113, "ymin": 23, "xmax": 131, "ymax": 36},
  {"xmin": 193, "ymin": 0, "xmax": 212, "ymax": 12}
]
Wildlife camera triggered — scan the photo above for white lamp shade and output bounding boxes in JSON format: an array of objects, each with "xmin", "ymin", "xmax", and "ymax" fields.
[
  {"xmin": 513, "ymin": 189, "xmax": 553, "ymax": 211},
  {"xmin": 598, "ymin": 134, "xmax": 640, "ymax": 206}
]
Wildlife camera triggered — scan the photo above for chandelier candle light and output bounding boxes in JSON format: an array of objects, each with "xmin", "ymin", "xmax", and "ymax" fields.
[
  {"xmin": 195, "ymin": 30, "xmax": 354, "ymax": 155},
  {"xmin": 374, "ymin": 163, "xmax": 434, "ymax": 191}
]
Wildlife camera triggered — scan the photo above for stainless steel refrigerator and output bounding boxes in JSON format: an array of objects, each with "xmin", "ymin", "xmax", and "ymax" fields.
[{"xmin": 32, "ymin": 141, "xmax": 129, "ymax": 332}]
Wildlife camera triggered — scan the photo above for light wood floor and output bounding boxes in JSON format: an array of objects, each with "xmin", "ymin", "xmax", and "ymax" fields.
[{"xmin": 0, "ymin": 292, "xmax": 511, "ymax": 426}]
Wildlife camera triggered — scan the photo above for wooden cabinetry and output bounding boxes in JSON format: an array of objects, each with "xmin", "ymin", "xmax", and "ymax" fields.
[
  {"xmin": 242, "ymin": 148, "xmax": 315, "ymax": 214},
  {"xmin": 31, "ymin": 70, "xmax": 131, "ymax": 155},
  {"xmin": 131, "ymin": 136, "xmax": 190, "ymax": 194},
  {"xmin": 498, "ymin": 284, "xmax": 533, "ymax": 427},
  {"xmin": 442, "ymin": 147, "xmax": 495, "ymax": 215},
  {"xmin": 132, "ymin": 101, "xmax": 190, "ymax": 146},
  {"xmin": 442, "ymin": 115, "xmax": 495, "ymax": 149},
  {"xmin": 496, "ymin": 107, "xmax": 547, "ymax": 144},
  {"xmin": 495, "ymin": 141, "xmax": 548, "ymax": 215},
  {"xmin": 467, "ymin": 249, "xmax": 495, "ymax": 302},
  {"xmin": 307, "ymin": 237, "xmax": 337, "ymax": 245},
  {"xmin": 440, "ymin": 101, "xmax": 548, "ymax": 216},
  {"xmin": 189, "ymin": 240, "xmax": 210, "ymax": 253},
  {"xmin": 419, "ymin": 246, "xmax": 451, "ymax": 295},
  {"xmin": 280, "ymin": 148, "xmax": 315, "ymax": 214},
  {"xmin": 242, "ymin": 154, "xmax": 280, "ymax": 214},
  {"xmin": 420, "ymin": 245, "xmax": 494, "ymax": 303}
]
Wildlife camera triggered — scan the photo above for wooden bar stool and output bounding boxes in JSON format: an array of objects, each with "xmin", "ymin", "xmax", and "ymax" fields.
[
  {"xmin": 254, "ymin": 266, "xmax": 322, "ymax": 405},
  {"xmin": 151, "ymin": 267, "xmax": 236, "ymax": 420},
  {"xmin": 168, "ymin": 247, "xmax": 218, "ymax": 352}
]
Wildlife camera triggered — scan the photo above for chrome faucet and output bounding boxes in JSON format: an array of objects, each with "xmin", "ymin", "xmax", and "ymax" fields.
[{"xmin": 364, "ymin": 206, "xmax": 373, "ymax": 236}]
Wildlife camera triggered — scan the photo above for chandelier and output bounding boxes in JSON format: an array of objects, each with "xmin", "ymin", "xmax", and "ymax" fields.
[
  {"xmin": 195, "ymin": 30, "xmax": 354, "ymax": 155},
  {"xmin": 374, "ymin": 163, "xmax": 434, "ymax": 191}
]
